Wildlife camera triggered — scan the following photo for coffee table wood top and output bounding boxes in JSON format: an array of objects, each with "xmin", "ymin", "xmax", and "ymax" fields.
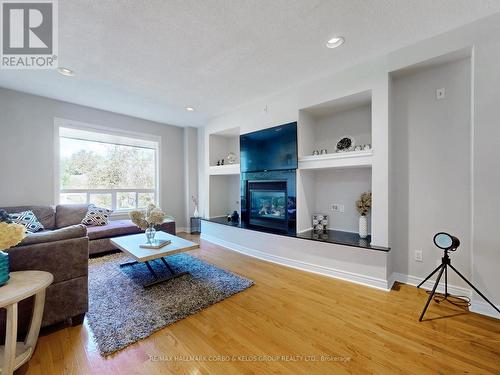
[{"xmin": 110, "ymin": 231, "xmax": 199, "ymax": 262}]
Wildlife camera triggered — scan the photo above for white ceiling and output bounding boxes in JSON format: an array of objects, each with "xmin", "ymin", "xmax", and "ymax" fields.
[{"xmin": 1, "ymin": 1, "xmax": 499, "ymax": 127}]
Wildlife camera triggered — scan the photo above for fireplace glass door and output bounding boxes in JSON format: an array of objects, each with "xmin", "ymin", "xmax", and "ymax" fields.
[
  {"xmin": 250, "ymin": 190, "xmax": 286, "ymax": 221},
  {"xmin": 248, "ymin": 180, "xmax": 288, "ymax": 231}
]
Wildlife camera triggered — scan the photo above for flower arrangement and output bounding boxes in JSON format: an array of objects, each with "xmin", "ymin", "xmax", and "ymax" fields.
[
  {"xmin": 129, "ymin": 204, "xmax": 166, "ymax": 230},
  {"xmin": 356, "ymin": 192, "xmax": 372, "ymax": 216},
  {"xmin": 0, "ymin": 209, "xmax": 26, "ymax": 250}
]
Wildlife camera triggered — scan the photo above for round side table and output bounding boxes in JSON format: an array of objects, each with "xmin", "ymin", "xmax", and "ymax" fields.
[{"xmin": 0, "ymin": 271, "xmax": 53, "ymax": 375}]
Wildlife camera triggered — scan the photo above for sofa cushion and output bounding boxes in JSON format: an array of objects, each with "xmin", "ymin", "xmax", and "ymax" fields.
[
  {"xmin": 1, "ymin": 206, "xmax": 55, "ymax": 230},
  {"xmin": 81, "ymin": 205, "xmax": 112, "ymax": 226},
  {"xmin": 56, "ymin": 204, "xmax": 90, "ymax": 229},
  {"xmin": 19, "ymin": 224, "xmax": 87, "ymax": 246},
  {"xmin": 86, "ymin": 220, "xmax": 142, "ymax": 240},
  {"xmin": 9, "ymin": 210, "xmax": 45, "ymax": 233}
]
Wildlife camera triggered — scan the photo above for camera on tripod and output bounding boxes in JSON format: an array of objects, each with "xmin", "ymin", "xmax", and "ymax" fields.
[{"xmin": 417, "ymin": 232, "xmax": 500, "ymax": 321}]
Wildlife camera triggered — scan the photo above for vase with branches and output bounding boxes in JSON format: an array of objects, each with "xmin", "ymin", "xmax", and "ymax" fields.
[
  {"xmin": 192, "ymin": 195, "xmax": 199, "ymax": 218},
  {"xmin": 356, "ymin": 192, "xmax": 372, "ymax": 239}
]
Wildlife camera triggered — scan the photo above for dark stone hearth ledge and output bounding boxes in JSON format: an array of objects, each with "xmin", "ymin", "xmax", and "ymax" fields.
[{"xmin": 201, "ymin": 217, "xmax": 390, "ymax": 252}]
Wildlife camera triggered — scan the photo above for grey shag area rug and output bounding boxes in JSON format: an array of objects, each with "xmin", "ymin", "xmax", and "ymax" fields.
[{"xmin": 87, "ymin": 252, "xmax": 254, "ymax": 356}]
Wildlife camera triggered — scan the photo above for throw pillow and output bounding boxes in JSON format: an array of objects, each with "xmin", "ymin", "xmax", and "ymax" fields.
[
  {"xmin": 9, "ymin": 210, "xmax": 45, "ymax": 233},
  {"xmin": 81, "ymin": 205, "xmax": 112, "ymax": 226}
]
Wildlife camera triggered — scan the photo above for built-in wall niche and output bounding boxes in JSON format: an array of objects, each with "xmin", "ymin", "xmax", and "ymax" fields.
[
  {"xmin": 209, "ymin": 127, "xmax": 240, "ymax": 167},
  {"xmin": 297, "ymin": 167, "xmax": 372, "ymax": 234},
  {"xmin": 208, "ymin": 174, "xmax": 240, "ymax": 218},
  {"xmin": 298, "ymin": 90, "xmax": 372, "ymax": 160}
]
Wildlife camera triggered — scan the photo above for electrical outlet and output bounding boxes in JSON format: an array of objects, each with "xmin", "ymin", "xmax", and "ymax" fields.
[
  {"xmin": 331, "ymin": 204, "xmax": 344, "ymax": 212},
  {"xmin": 436, "ymin": 88, "xmax": 446, "ymax": 100},
  {"xmin": 415, "ymin": 250, "xmax": 423, "ymax": 262}
]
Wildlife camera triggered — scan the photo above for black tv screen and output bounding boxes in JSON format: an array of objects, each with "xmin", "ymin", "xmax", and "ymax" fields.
[{"xmin": 240, "ymin": 122, "xmax": 297, "ymax": 173}]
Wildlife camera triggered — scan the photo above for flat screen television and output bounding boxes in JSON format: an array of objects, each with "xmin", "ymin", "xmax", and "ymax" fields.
[{"xmin": 240, "ymin": 122, "xmax": 297, "ymax": 173}]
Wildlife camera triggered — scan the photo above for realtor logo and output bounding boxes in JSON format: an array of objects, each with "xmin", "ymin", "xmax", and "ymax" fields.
[{"xmin": 1, "ymin": 0, "xmax": 58, "ymax": 69}]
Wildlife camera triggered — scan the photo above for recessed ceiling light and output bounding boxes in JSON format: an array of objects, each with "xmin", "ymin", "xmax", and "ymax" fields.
[
  {"xmin": 185, "ymin": 106, "xmax": 195, "ymax": 111},
  {"xmin": 326, "ymin": 36, "xmax": 345, "ymax": 49},
  {"xmin": 57, "ymin": 67, "xmax": 75, "ymax": 76}
]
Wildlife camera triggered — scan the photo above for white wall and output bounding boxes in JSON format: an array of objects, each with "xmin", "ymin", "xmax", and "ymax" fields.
[
  {"xmin": 0, "ymin": 88, "xmax": 193, "ymax": 227},
  {"xmin": 473, "ymin": 32, "xmax": 500, "ymax": 308},
  {"xmin": 391, "ymin": 58, "xmax": 472, "ymax": 288}
]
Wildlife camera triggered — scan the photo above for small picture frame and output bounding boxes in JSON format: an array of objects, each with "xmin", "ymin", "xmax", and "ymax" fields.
[{"xmin": 312, "ymin": 214, "xmax": 328, "ymax": 231}]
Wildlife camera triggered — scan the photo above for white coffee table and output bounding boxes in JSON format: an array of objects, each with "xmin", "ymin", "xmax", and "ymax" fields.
[{"xmin": 110, "ymin": 231, "xmax": 199, "ymax": 288}]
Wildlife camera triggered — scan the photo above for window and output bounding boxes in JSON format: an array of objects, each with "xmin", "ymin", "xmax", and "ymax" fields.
[{"xmin": 58, "ymin": 125, "xmax": 159, "ymax": 211}]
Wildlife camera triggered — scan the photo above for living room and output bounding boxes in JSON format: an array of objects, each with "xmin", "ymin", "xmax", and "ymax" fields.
[{"xmin": 0, "ymin": 1, "xmax": 499, "ymax": 374}]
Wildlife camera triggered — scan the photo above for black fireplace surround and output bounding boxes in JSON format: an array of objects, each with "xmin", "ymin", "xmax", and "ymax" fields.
[{"xmin": 240, "ymin": 123, "xmax": 297, "ymax": 234}]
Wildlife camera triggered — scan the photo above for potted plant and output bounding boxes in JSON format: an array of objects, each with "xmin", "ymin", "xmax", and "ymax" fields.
[
  {"xmin": 0, "ymin": 209, "xmax": 27, "ymax": 286},
  {"xmin": 356, "ymin": 192, "xmax": 372, "ymax": 239}
]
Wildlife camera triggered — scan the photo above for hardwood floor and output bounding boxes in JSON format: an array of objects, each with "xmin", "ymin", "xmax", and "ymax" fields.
[{"xmin": 18, "ymin": 234, "xmax": 500, "ymax": 375}]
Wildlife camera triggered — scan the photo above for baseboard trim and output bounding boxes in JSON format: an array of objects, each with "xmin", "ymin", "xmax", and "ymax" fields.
[
  {"xmin": 387, "ymin": 273, "xmax": 500, "ymax": 320},
  {"xmin": 391, "ymin": 272, "xmax": 472, "ymax": 297},
  {"xmin": 469, "ymin": 299, "xmax": 500, "ymax": 319},
  {"xmin": 201, "ymin": 233, "xmax": 392, "ymax": 291}
]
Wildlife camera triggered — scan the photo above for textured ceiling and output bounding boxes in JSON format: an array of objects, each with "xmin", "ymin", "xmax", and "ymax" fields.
[{"xmin": 1, "ymin": 0, "xmax": 500, "ymax": 127}]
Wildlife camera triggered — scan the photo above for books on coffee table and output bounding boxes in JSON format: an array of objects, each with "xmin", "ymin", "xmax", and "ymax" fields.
[{"xmin": 139, "ymin": 239, "xmax": 171, "ymax": 249}]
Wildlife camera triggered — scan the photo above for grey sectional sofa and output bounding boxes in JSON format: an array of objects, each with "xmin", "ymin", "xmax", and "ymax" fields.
[{"xmin": 0, "ymin": 204, "xmax": 176, "ymax": 336}]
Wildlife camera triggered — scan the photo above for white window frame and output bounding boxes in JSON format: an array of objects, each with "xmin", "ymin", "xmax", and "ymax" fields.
[{"xmin": 54, "ymin": 118, "xmax": 162, "ymax": 214}]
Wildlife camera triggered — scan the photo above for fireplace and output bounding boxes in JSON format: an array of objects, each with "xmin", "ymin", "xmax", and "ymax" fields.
[
  {"xmin": 240, "ymin": 122, "xmax": 297, "ymax": 234},
  {"xmin": 248, "ymin": 180, "xmax": 287, "ymax": 231},
  {"xmin": 241, "ymin": 173, "xmax": 296, "ymax": 233}
]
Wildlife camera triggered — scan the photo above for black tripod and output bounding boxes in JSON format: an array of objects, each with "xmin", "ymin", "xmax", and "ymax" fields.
[{"xmin": 417, "ymin": 249, "xmax": 500, "ymax": 321}]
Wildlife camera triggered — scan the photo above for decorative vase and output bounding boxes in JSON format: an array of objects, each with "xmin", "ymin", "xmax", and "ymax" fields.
[
  {"xmin": 230, "ymin": 210, "xmax": 239, "ymax": 222},
  {"xmin": 193, "ymin": 205, "xmax": 199, "ymax": 218},
  {"xmin": 227, "ymin": 152, "xmax": 237, "ymax": 164},
  {"xmin": 145, "ymin": 225, "xmax": 156, "ymax": 243},
  {"xmin": 0, "ymin": 251, "xmax": 9, "ymax": 287},
  {"xmin": 359, "ymin": 215, "xmax": 368, "ymax": 239}
]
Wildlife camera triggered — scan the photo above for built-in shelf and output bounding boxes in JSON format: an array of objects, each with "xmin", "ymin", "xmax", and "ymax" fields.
[
  {"xmin": 298, "ymin": 150, "xmax": 372, "ymax": 170},
  {"xmin": 209, "ymin": 127, "xmax": 240, "ymax": 167},
  {"xmin": 208, "ymin": 163, "xmax": 240, "ymax": 175},
  {"xmin": 298, "ymin": 90, "xmax": 372, "ymax": 161}
]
